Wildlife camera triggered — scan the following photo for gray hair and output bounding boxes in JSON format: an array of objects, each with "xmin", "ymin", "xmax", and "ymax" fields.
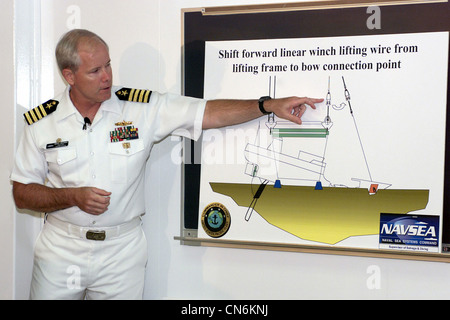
[{"xmin": 55, "ymin": 29, "xmax": 109, "ymax": 72}]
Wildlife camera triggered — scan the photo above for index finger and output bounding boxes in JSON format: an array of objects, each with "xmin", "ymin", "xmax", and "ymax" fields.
[{"xmin": 299, "ymin": 97, "xmax": 324, "ymax": 109}]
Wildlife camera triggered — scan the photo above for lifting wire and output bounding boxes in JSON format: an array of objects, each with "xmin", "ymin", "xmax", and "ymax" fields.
[{"xmin": 342, "ymin": 76, "xmax": 373, "ymax": 182}]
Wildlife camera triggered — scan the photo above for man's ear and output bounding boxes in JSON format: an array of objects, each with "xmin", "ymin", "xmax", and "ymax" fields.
[{"xmin": 62, "ymin": 68, "xmax": 75, "ymax": 86}]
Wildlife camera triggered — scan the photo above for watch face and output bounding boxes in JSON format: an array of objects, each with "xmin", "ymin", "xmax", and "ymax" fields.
[{"xmin": 201, "ymin": 202, "xmax": 231, "ymax": 238}]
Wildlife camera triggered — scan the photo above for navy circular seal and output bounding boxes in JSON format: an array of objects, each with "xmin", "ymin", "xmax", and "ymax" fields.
[{"xmin": 201, "ymin": 203, "xmax": 231, "ymax": 238}]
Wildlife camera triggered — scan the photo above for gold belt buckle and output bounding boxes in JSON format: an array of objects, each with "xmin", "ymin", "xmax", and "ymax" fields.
[{"xmin": 86, "ymin": 230, "xmax": 106, "ymax": 241}]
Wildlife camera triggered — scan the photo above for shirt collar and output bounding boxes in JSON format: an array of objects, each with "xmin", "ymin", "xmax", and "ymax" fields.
[{"xmin": 54, "ymin": 86, "xmax": 122, "ymax": 122}]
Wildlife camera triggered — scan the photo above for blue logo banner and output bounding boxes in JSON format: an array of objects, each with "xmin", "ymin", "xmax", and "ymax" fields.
[{"xmin": 379, "ymin": 213, "xmax": 439, "ymax": 252}]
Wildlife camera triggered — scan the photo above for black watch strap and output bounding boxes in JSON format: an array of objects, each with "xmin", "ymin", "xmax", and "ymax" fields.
[{"xmin": 258, "ymin": 96, "xmax": 272, "ymax": 115}]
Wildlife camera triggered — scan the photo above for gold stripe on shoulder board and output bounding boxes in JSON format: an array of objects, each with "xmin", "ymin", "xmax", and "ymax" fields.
[
  {"xmin": 115, "ymin": 87, "xmax": 152, "ymax": 103},
  {"xmin": 24, "ymin": 99, "xmax": 59, "ymax": 125}
]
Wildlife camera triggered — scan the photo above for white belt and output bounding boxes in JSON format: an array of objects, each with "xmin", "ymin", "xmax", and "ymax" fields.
[{"xmin": 45, "ymin": 215, "xmax": 142, "ymax": 241}]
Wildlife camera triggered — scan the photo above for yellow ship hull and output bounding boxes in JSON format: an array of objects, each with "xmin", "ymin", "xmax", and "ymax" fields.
[{"xmin": 210, "ymin": 183, "xmax": 429, "ymax": 244}]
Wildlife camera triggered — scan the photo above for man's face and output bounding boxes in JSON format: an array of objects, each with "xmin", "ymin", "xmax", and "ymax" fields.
[{"xmin": 64, "ymin": 40, "xmax": 113, "ymax": 106}]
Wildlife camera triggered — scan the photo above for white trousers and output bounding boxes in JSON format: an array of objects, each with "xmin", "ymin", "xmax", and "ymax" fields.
[{"xmin": 30, "ymin": 217, "xmax": 148, "ymax": 300}]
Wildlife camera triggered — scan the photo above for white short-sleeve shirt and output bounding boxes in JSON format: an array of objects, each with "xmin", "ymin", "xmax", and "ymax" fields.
[{"xmin": 11, "ymin": 86, "xmax": 206, "ymax": 227}]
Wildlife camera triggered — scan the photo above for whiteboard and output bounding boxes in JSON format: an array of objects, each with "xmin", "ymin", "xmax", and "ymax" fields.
[
  {"xmin": 198, "ymin": 32, "xmax": 448, "ymax": 252},
  {"xmin": 180, "ymin": 1, "xmax": 450, "ymax": 261}
]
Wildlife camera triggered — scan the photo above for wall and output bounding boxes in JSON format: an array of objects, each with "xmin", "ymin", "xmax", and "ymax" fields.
[
  {"xmin": 5, "ymin": 0, "xmax": 450, "ymax": 300},
  {"xmin": 0, "ymin": 0, "xmax": 15, "ymax": 299}
]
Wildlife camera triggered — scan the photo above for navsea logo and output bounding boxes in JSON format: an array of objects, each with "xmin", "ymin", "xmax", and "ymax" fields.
[{"xmin": 379, "ymin": 213, "xmax": 439, "ymax": 252}]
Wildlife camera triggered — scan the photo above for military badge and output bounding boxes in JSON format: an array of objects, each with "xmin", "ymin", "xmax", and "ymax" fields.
[
  {"xmin": 24, "ymin": 99, "xmax": 59, "ymax": 125},
  {"xmin": 115, "ymin": 87, "xmax": 152, "ymax": 103},
  {"xmin": 201, "ymin": 202, "xmax": 231, "ymax": 238},
  {"xmin": 110, "ymin": 125, "xmax": 139, "ymax": 142}
]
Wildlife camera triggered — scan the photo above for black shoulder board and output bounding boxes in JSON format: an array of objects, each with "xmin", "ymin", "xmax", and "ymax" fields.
[
  {"xmin": 24, "ymin": 99, "xmax": 59, "ymax": 125},
  {"xmin": 115, "ymin": 87, "xmax": 152, "ymax": 103}
]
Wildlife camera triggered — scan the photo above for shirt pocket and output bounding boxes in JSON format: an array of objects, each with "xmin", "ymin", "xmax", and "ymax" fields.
[
  {"xmin": 44, "ymin": 147, "xmax": 79, "ymax": 185},
  {"xmin": 108, "ymin": 139, "xmax": 145, "ymax": 183}
]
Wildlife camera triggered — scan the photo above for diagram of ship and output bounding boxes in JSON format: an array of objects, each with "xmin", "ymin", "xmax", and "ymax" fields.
[{"xmin": 207, "ymin": 76, "xmax": 430, "ymax": 244}]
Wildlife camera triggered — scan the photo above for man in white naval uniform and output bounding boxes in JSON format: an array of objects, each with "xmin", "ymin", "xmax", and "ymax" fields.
[{"xmin": 11, "ymin": 29, "xmax": 323, "ymax": 299}]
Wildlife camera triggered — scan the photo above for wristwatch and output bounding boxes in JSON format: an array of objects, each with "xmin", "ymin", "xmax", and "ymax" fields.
[{"xmin": 258, "ymin": 96, "xmax": 272, "ymax": 115}]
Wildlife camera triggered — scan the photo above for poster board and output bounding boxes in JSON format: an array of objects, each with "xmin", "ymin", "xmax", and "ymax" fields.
[{"xmin": 179, "ymin": 0, "xmax": 450, "ymax": 262}]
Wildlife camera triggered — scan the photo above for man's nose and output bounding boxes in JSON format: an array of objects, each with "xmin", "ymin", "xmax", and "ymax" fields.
[{"xmin": 101, "ymin": 68, "xmax": 112, "ymax": 82}]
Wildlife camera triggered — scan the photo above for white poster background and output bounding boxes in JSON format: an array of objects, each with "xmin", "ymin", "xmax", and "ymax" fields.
[{"xmin": 198, "ymin": 32, "xmax": 449, "ymax": 249}]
